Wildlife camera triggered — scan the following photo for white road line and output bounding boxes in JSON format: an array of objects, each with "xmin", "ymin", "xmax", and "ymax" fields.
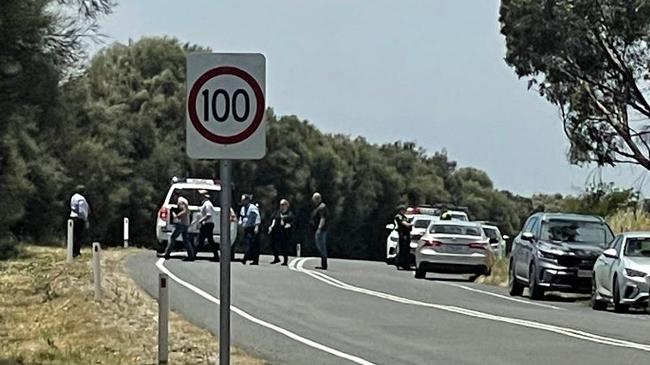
[
  {"xmin": 291, "ymin": 258, "xmax": 650, "ymax": 353},
  {"xmin": 155, "ymin": 259, "xmax": 378, "ymax": 365},
  {"xmin": 436, "ymin": 281, "xmax": 564, "ymax": 310}
]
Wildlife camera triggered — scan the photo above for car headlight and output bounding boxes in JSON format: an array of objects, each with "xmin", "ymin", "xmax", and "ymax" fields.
[
  {"xmin": 537, "ymin": 250, "xmax": 557, "ymax": 260},
  {"xmin": 625, "ymin": 268, "xmax": 647, "ymax": 278}
]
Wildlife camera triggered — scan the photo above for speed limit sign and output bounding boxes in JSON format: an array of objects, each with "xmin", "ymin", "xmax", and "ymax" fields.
[{"xmin": 186, "ymin": 53, "xmax": 266, "ymax": 159}]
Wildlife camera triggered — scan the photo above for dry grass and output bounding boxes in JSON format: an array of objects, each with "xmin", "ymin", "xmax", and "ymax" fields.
[
  {"xmin": 476, "ymin": 258, "xmax": 508, "ymax": 287},
  {"xmin": 607, "ymin": 209, "xmax": 650, "ymax": 233},
  {"xmin": 0, "ymin": 245, "xmax": 265, "ymax": 365}
]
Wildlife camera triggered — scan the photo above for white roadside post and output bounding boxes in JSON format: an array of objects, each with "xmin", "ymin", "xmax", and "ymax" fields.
[
  {"xmin": 158, "ymin": 273, "xmax": 169, "ymax": 365},
  {"xmin": 186, "ymin": 53, "xmax": 266, "ymax": 365},
  {"xmin": 297, "ymin": 242, "xmax": 301, "ymax": 258},
  {"xmin": 92, "ymin": 242, "xmax": 101, "ymax": 300},
  {"xmin": 123, "ymin": 217, "xmax": 129, "ymax": 248},
  {"xmin": 66, "ymin": 219, "xmax": 74, "ymax": 262}
]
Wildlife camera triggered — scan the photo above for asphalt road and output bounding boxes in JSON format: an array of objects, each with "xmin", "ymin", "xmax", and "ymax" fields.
[{"xmin": 126, "ymin": 252, "xmax": 650, "ymax": 365}]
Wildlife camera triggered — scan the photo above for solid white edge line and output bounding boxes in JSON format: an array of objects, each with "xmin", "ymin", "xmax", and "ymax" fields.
[
  {"xmin": 292, "ymin": 258, "xmax": 650, "ymax": 353},
  {"xmin": 437, "ymin": 281, "xmax": 565, "ymax": 310},
  {"xmin": 155, "ymin": 258, "xmax": 378, "ymax": 365}
]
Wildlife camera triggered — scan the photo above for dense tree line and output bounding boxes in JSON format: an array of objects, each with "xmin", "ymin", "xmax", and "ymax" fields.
[{"xmin": 2, "ymin": 1, "xmax": 641, "ymax": 260}]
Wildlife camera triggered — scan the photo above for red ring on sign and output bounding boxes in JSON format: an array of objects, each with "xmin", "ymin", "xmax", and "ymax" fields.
[{"xmin": 187, "ymin": 66, "xmax": 264, "ymax": 144}]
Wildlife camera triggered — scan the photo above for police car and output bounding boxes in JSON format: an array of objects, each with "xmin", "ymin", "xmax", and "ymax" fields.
[{"xmin": 156, "ymin": 177, "xmax": 237, "ymax": 250}]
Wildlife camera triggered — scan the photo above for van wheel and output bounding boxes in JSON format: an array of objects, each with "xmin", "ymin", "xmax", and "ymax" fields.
[
  {"xmin": 508, "ymin": 261, "xmax": 524, "ymax": 296},
  {"xmin": 528, "ymin": 264, "xmax": 545, "ymax": 300}
]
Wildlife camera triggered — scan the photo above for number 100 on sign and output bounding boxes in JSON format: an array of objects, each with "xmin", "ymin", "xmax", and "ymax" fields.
[{"xmin": 186, "ymin": 53, "xmax": 266, "ymax": 160}]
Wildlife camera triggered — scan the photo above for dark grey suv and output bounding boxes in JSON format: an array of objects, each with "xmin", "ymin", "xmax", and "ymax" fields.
[{"xmin": 508, "ymin": 213, "xmax": 614, "ymax": 299}]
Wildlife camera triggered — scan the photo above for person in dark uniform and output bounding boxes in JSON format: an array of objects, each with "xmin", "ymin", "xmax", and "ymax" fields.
[
  {"xmin": 268, "ymin": 199, "xmax": 295, "ymax": 265},
  {"xmin": 395, "ymin": 205, "xmax": 413, "ymax": 270}
]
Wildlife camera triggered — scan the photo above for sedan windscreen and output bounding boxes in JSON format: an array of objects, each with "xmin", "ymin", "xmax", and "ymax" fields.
[
  {"xmin": 541, "ymin": 220, "xmax": 613, "ymax": 246},
  {"xmin": 430, "ymin": 225, "xmax": 481, "ymax": 236},
  {"xmin": 624, "ymin": 238, "xmax": 650, "ymax": 257}
]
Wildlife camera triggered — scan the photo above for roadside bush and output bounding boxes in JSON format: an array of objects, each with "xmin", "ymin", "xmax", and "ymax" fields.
[{"xmin": 608, "ymin": 209, "xmax": 650, "ymax": 233}]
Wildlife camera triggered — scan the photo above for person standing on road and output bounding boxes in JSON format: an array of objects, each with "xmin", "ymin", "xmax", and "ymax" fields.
[
  {"xmin": 311, "ymin": 192, "xmax": 329, "ymax": 270},
  {"xmin": 196, "ymin": 190, "xmax": 219, "ymax": 262},
  {"xmin": 395, "ymin": 205, "xmax": 413, "ymax": 270},
  {"xmin": 163, "ymin": 196, "xmax": 194, "ymax": 261},
  {"xmin": 69, "ymin": 185, "xmax": 90, "ymax": 258},
  {"xmin": 268, "ymin": 199, "xmax": 295, "ymax": 266},
  {"xmin": 239, "ymin": 194, "xmax": 261, "ymax": 265}
]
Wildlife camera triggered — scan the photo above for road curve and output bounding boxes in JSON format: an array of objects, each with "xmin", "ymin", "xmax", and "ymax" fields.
[{"xmin": 126, "ymin": 252, "xmax": 650, "ymax": 365}]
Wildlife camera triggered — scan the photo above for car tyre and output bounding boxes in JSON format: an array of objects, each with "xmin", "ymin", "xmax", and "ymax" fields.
[
  {"xmin": 591, "ymin": 276, "xmax": 607, "ymax": 311},
  {"xmin": 528, "ymin": 264, "xmax": 545, "ymax": 300},
  {"xmin": 414, "ymin": 266, "xmax": 426, "ymax": 279},
  {"xmin": 386, "ymin": 257, "xmax": 395, "ymax": 265},
  {"xmin": 508, "ymin": 261, "xmax": 524, "ymax": 296},
  {"xmin": 613, "ymin": 277, "xmax": 629, "ymax": 313}
]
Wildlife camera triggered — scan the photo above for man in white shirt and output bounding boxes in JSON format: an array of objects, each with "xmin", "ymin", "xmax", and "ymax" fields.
[
  {"xmin": 196, "ymin": 190, "xmax": 219, "ymax": 261},
  {"xmin": 70, "ymin": 185, "xmax": 90, "ymax": 258}
]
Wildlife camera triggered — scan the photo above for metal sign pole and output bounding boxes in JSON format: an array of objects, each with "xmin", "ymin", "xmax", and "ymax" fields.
[{"xmin": 219, "ymin": 159, "xmax": 232, "ymax": 365}]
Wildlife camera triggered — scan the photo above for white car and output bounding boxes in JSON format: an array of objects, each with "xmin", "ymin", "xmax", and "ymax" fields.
[
  {"xmin": 156, "ymin": 178, "xmax": 238, "ymax": 250},
  {"xmin": 444, "ymin": 210, "xmax": 469, "ymax": 221},
  {"xmin": 385, "ymin": 214, "xmax": 435, "ymax": 264},
  {"xmin": 475, "ymin": 222, "xmax": 509, "ymax": 259},
  {"xmin": 414, "ymin": 220, "xmax": 495, "ymax": 280},
  {"xmin": 592, "ymin": 232, "xmax": 650, "ymax": 312}
]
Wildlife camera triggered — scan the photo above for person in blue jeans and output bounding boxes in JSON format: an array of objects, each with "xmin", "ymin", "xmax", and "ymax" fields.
[
  {"xmin": 311, "ymin": 192, "xmax": 329, "ymax": 270},
  {"xmin": 163, "ymin": 196, "xmax": 194, "ymax": 261}
]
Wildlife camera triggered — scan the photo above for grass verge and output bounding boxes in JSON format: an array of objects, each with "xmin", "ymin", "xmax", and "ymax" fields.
[
  {"xmin": 0, "ymin": 245, "xmax": 265, "ymax": 365},
  {"xmin": 476, "ymin": 258, "xmax": 508, "ymax": 287}
]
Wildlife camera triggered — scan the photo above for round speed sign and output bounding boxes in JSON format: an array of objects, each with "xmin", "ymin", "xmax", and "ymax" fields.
[{"xmin": 187, "ymin": 66, "xmax": 265, "ymax": 145}]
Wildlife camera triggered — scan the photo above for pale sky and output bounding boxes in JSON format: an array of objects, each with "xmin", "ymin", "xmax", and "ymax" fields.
[{"xmin": 93, "ymin": 0, "xmax": 649, "ymax": 196}]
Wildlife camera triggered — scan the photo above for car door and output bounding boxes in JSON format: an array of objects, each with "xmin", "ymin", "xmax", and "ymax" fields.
[
  {"xmin": 514, "ymin": 217, "xmax": 536, "ymax": 278},
  {"xmin": 608, "ymin": 237, "xmax": 625, "ymax": 293},
  {"xmin": 597, "ymin": 236, "xmax": 621, "ymax": 296},
  {"xmin": 521, "ymin": 217, "xmax": 540, "ymax": 276}
]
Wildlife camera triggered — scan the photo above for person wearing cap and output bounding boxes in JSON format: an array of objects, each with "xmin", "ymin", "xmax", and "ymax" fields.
[
  {"xmin": 69, "ymin": 185, "xmax": 90, "ymax": 258},
  {"xmin": 395, "ymin": 205, "xmax": 413, "ymax": 270},
  {"xmin": 163, "ymin": 196, "xmax": 194, "ymax": 261},
  {"xmin": 268, "ymin": 199, "xmax": 295, "ymax": 265},
  {"xmin": 195, "ymin": 190, "xmax": 219, "ymax": 261},
  {"xmin": 311, "ymin": 192, "xmax": 329, "ymax": 270},
  {"xmin": 440, "ymin": 209, "xmax": 453, "ymax": 221},
  {"xmin": 239, "ymin": 194, "xmax": 261, "ymax": 265}
]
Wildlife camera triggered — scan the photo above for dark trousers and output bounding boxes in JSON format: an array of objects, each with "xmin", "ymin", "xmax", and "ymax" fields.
[
  {"xmin": 315, "ymin": 230, "xmax": 328, "ymax": 269},
  {"xmin": 397, "ymin": 233, "xmax": 411, "ymax": 269},
  {"xmin": 197, "ymin": 223, "xmax": 219, "ymax": 260},
  {"xmin": 72, "ymin": 218, "xmax": 85, "ymax": 257},
  {"xmin": 271, "ymin": 232, "xmax": 290, "ymax": 264},
  {"xmin": 243, "ymin": 228, "xmax": 259, "ymax": 264}
]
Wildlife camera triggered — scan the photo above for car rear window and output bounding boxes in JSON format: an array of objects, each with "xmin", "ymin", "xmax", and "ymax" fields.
[
  {"xmin": 414, "ymin": 219, "xmax": 431, "ymax": 229},
  {"xmin": 624, "ymin": 238, "xmax": 650, "ymax": 257},
  {"xmin": 430, "ymin": 224, "xmax": 482, "ymax": 236},
  {"xmin": 168, "ymin": 188, "xmax": 219, "ymax": 207},
  {"xmin": 483, "ymin": 227, "xmax": 499, "ymax": 240},
  {"xmin": 451, "ymin": 213, "xmax": 468, "ymax": 221}
]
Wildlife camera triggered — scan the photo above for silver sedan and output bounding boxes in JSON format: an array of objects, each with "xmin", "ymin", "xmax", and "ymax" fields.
[
  {"xmin": 592, "ymin": 232, "xmax": 650, "ymax": 312},
  {"xmin": 414, "ymin": 221, "xmax": 495, "ymax": 280}
]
